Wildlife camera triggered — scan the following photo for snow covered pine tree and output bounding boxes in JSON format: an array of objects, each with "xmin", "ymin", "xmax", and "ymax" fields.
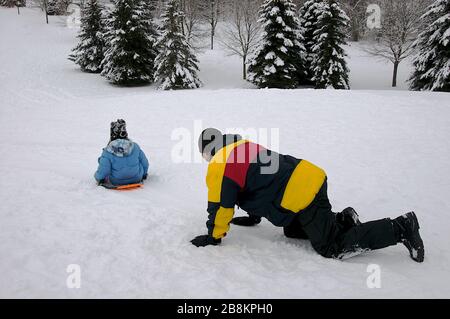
[
  {"xmin": 248, "ymin": 0, "xmax": 307, "ymax": 88},
  {"xmin": 409, "ymin": 0, "xmax": 450, "ymax": 92},
  {"xmin": 299, "ymin": 0, "xmax": 325, "ymax": 85},
  {"xmin": 311, "ymin": 0, "xmax": 350, "ymax": 89},
  {"xmin": 101, "ymin": 0, "xmax": 158, "ymax": 85},
  {"xmin": 69, "ymin": 0, "xmax": 106, "ymax": 73},
  {"xmin": 153, "ymin": 0, "xmax": 201, "ymax": 90}
]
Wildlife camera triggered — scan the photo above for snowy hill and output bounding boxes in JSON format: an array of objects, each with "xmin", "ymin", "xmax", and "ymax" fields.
[{"xmin": 1, "ymin": 8, "xmax": 450, "ymax": 298}]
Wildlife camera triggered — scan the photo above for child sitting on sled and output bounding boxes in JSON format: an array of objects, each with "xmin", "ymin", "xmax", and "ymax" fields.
[{"xmin": 94, "ymin": 119, "xmax": 149, "ymax": 186}]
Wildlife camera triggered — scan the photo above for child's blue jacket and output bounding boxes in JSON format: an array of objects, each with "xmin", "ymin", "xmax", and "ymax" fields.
[{"xmin": 95, "ymin": 139, "xmax": 149, "ymax": 185}]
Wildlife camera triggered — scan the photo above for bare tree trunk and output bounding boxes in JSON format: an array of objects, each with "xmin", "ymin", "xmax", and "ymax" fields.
[
  {"xmin": 351, "ymin": 17, "xmax": 359, "ymax": 42},
  {"xmin": 209, "ymin": 0, "xmax": 218, "ymax": 50},
  {"xmin": 210, "ymin": 0, "xmax": 215, "ymax": 50},
  {"xmin": 17, "ymin": 4, "xmax": 20, "ymax": 15},
  {"xmin": 242, "ymin": 56, "xmax": 246, "ymax": 80},
  {"xmin": 210, "ymin": 28, "xmax": 214, "ymax": 50},
  {"xmin": 44, "ymin": 0, "xmax": 49, "ymax": 24},
  {"xmin": 392, "ymin": 61, "xmax": 399, "ymax": 87},
  {"xmin": 180, "ymin": 0, "xmax": 186, "ymax": 36}
]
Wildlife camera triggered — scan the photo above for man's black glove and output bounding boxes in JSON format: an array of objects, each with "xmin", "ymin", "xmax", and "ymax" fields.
[
  {"xmin": 97, "ymin": 179, "xmax": 105, "ymax": 186},
  {"xmin": 190, "ymin": 235, "xmax": 221, "ymax": 247},
  {"xmin": 142, "ymin": 174, "xmax": 148, "ymax": 181},
  {"xmin": 231, "ymin": 215, "xmax": 261, "ymax": 226}
]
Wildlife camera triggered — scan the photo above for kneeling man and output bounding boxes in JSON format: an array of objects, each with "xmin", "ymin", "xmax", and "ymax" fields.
[{"xmin": 191, "ymin": 128, "xmax": 424, "ymax": 262}]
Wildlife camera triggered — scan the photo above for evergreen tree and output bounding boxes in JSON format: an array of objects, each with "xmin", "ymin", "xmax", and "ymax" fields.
[
  {"xmin": 299, "ymin": 0, "xmax": 324, "ymax": 84},
  {"xmin": 311, "ymin": 0, "xmax": 350, "ymax": 89},
  {"xmin": 154, "ymin": 0, "xmax": 202, "ymax": 90},
  {"xmin": 69, "ymin": 0, "xmax": 106, "ymax": 73},
  {"xmin": 101, "ymin": 0, "xmax": 158, "ymax": 85},
  {"xmin": 248, "ymin": 0, "xmax": 307, "ymax": 88},
  {"xmin": 409, "ymin": 0, "xmax": 450, "ymax": 92}
]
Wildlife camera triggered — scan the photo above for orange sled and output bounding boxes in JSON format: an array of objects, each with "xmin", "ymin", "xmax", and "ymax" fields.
[{"xmin": 100, "ymin": 182, "xmax": 143, "ymax": 191}]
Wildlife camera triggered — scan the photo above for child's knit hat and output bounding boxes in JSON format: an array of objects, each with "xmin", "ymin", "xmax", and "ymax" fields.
[{"xmin": 110, "ymin": 119, "xmax": 128, "ymax": 141}]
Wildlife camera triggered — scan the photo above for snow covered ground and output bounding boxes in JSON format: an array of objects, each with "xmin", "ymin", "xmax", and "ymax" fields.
[{"xmin": 1, "ymin": 8, "xmax": 450, "ymax": 298}]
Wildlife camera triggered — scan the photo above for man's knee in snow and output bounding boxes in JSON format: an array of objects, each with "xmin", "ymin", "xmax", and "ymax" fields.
[
  {"xmin": 310, "ymin": 241, "xmax": 340, "ymax": 259},
  {"xmin": 284, "ymin": 227, "xmax": 309, "ymax": 239}
]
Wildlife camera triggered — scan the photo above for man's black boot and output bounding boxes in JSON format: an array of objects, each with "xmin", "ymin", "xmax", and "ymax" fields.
[{"xmin": 393, "ymin": 212, "xmax": 425, "ymax": 263}]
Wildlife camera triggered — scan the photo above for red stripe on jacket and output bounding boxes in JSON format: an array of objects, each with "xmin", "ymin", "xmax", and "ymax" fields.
[{"xmin": 224, "ymin": 142, "xmax": 266, "ymax": 189}]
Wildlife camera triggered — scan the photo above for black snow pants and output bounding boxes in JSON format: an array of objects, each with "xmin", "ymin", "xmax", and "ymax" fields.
[{"xmin": 284, "ymin": 181, "xmax": 398, "ymax": 259}]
